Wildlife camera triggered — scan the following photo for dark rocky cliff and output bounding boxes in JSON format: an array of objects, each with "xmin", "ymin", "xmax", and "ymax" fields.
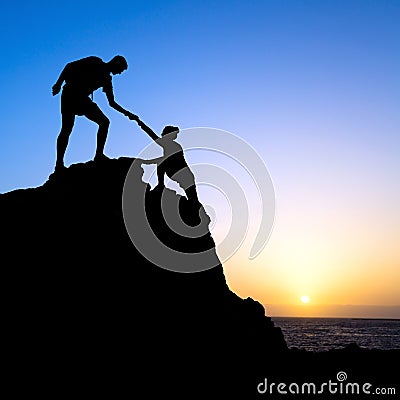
[{"xmin": 1, "ymin": 157, "xmax": 288, "ymax": 397}]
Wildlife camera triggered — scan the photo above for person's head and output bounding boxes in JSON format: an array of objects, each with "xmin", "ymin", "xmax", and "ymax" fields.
[
  {"xmin": 161, "ymin": 125, "xmax": 179, "ymax": 139},
  {"xmin": 108, "ymin": 55, "xmax": 128, "ymax": 75}
]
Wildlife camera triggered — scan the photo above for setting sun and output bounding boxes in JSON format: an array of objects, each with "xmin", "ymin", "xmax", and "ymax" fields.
[{"xmin": 301, "ymin": 295, "xmax": 310, "ymax": 304}]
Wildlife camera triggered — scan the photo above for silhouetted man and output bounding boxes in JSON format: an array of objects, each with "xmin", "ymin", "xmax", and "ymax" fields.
[
  {"xmin": 52, "ymin": 55, "xmax": 137, "ymax": 172},
  {"xmin": 133, "ymin": 118, "xmax": 200, "ymax": 204}
]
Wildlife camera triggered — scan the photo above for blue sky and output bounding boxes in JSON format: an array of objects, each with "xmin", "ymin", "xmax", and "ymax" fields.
[{"xmin": 1, "ymin": 1, "xmax": 399, "ymax": 316}]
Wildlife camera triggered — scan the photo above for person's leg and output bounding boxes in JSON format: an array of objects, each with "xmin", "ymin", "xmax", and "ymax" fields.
[
  {"xmin": 186, "ymin": 185, "xmax": 199, "ymax": 203},
  {"xmin": 56, "ymin": 112, "xmax": 75, "ymax": 170},
  {"xmin": 84, "ymin": 102, "xmax": 110, "ymax": 160},
  {"xmin": 177, "ymin": 168, "xmax": 199, "ymax": 203},
  {"xmin": 156, "ymin": 163, "xmax": 166, "ymax": 188}
]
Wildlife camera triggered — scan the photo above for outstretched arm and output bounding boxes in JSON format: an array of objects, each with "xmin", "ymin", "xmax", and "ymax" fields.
[
  {"xmin": 135, "ymin": 118, "xmax": 160, "ymax": 142},
  {"xmin": 104, "ymin": 88, "xmax": 137, "ymax": 120}
]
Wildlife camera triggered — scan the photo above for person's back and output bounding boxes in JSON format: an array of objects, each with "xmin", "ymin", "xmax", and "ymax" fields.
[
  {"xmin": 62, "ymin": 56, "xmax": 110, "ymax": 97},
  {"xmin": 159, "ymin": 136, "xmax": 186, "ymax": 166}
]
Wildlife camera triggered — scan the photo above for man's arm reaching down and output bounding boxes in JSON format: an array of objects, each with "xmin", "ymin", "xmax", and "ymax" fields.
[{"xmin": 104, "ymin": 88, "xmax": 137, "ymax": 119}]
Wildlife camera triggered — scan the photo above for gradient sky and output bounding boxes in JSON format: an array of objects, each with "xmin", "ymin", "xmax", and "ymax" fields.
[{"xmin": 1, "ymin": 0, "xmax": 399, "ymax": 318}]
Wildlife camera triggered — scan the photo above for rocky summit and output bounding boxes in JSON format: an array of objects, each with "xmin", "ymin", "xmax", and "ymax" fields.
[{"xmin": 1, "ymin": 157, "xmax": 289, "ymax": 397}]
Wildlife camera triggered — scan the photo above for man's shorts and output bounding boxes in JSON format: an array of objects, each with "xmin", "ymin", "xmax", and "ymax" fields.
[{"xmin": 61, "ymin": 90, "xmax": 100, "ymax": 116}]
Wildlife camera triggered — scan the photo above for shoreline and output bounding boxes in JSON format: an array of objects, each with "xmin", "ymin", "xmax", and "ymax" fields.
[{"xmin": 272, "ymin": 315, "xmax": 400, "ymax": 321}]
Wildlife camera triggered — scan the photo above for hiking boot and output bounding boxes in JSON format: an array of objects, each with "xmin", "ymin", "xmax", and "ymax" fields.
[
  {"xmin": 54, "ymin": 164, "xmax": 66, "ymax": 173},
  {"xmin": 94, "ymin": 154, "xmax": 109, "ymax": 163}
]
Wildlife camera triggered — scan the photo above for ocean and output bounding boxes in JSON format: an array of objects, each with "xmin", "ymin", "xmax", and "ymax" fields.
[{"xmin": 272, "ymin": 317, "xmax": 400, "ymax": 352}]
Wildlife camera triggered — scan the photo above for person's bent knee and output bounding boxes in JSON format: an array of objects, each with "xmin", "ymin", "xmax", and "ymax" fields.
[
  {"xmin": 99, "ymin": 117, "xmax": 110, "ymax": 128},
  {"xmin": 58, "ymin": 127, "xmax": 72, "ymax": 140}
]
